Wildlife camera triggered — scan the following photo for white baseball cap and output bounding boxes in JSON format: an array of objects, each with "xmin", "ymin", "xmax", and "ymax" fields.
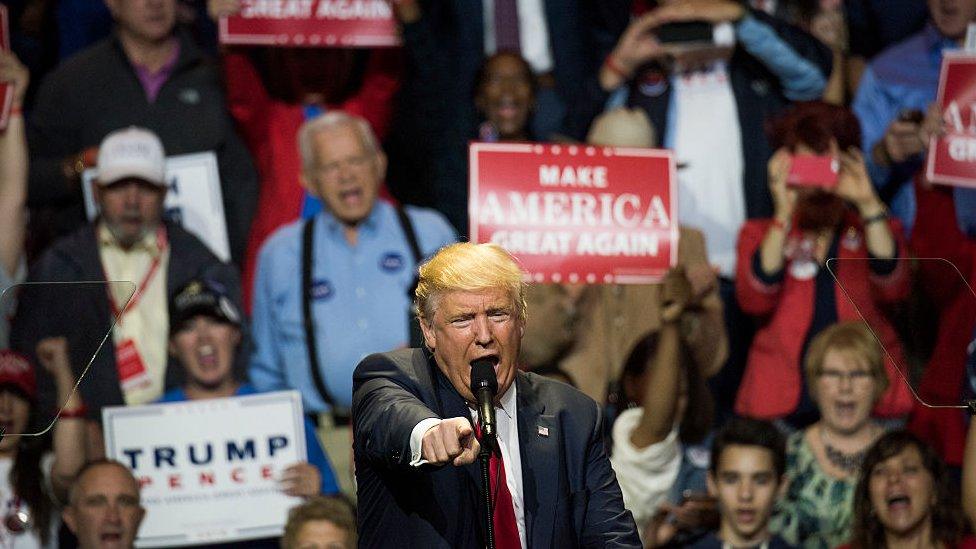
[{"xmin": 95, "ymin": 127, "xmax": 167, "ymax": 187}]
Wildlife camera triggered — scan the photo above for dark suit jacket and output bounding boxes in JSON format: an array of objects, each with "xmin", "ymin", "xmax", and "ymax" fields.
[{"xmin": 352, "ymin": 348, "xmax": 640, "ymax": 548}]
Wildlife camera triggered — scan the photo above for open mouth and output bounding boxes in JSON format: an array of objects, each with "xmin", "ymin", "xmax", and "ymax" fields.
[
  {"xmin": 493, "ymin": 98, "xmax": 523, "ymax": 120},
  {"xmin": 833, "ymin": 401, "xmax": 857, "ymax": 417},
  {"xmin": 196, "ymin": 344, "xmax": 217, "ymax": 369},
  {"xmin": 339, "ymin": 188, "xmax": 364, "ymax": 207},
  {"xmin": 100, "ymin": 532, "xmax": 123, "ymax": 545},
  {"xmin": 735, "ymin": 509, "xmax": 757, "ymax": 524},
  {"xmin": 471, "ymin": 355, "xmax": 500, "ymax": 370},
  {"xmin": 886, "ymin": 495, "xmax": 911, "ymax": 511}
]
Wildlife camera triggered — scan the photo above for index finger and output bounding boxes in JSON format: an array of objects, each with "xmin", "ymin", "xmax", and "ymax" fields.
[{"xmin": 455, "ymin": 419, "xmax": 473, "ymax": 439}]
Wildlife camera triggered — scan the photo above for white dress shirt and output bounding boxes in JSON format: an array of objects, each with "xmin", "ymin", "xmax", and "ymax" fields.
[
  {"xmin": 482, "ymin": 0, "xmax": 554, "ymax": 74},
  {"xmin": 410, "ymin": 384, "xmax": 527, "ymax": 548}
]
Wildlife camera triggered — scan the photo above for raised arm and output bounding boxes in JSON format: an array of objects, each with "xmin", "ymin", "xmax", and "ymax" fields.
[
  {"xmin": 630, "ymin": 320, "xmax": 681, "ymax": 449},
  {"xmin": 0, "ymin": 51, "xmax": 28, "ymax": 277},
  {"xmin": 35, "ymin": 337, "xmax": 88, "ymax": 504}
]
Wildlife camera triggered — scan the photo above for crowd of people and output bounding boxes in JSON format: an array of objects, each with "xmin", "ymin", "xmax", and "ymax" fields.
[{"xmin": 1, "ymin": 0, "xmax": 975, "ymax": 546}]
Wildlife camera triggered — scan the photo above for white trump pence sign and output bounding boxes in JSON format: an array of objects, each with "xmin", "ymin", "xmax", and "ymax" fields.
[{"xmin": 102, "ymin": 391, "xmax": 307, "ymax": 547}]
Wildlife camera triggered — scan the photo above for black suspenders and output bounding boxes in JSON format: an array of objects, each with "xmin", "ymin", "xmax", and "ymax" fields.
[{"xmin": 300, "ymin": 207, "xmax": 423, "ymax": 415}]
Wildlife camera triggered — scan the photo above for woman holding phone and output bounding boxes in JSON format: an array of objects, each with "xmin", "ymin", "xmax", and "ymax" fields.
[{"xmin": 733, "ymin": 101, "xmax": 912, "ymax": 430}]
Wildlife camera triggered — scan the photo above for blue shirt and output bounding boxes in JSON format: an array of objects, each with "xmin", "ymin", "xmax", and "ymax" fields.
[
  {"xmin": 248, "ymin": 201, "xmax": 457, "ymax": 413},
  {"xmin": 158, "ymin": 383, "xmax": 340, "ymax": 495},
  {"xmin": 853, "ymin": 24, "xmax": 958, "ymax": 236}
]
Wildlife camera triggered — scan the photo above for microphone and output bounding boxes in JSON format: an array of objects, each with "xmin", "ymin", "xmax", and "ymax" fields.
[{"xmin": 470, "ymin": 358, "xmax": 498, "ymax": 453}]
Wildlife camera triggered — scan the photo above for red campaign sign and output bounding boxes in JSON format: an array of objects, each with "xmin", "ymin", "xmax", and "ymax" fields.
[
  {"xmin": 926, "ymin": 52, "xmax": 976, "ymax": 188},
  {"xmin": 469, "ymin": 143, "xmax": 678, "ymax": 284},
  {"xmin": 219, "ymin": 0, "xmax": 399, "ymax": 47},
  {"xmin": 0, "ymin": 5, "xmax": 12, "ymax": 132}
]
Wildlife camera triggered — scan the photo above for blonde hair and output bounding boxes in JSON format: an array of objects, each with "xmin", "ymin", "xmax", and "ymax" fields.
[
  {"xmin": 280, "ymin": 496, "xmax": 356, "ymax": 549},
  {"xmin": 804, "ymin": 321, "xmax": 890, "ymax": 398},
  {"xmin": 297, "ymin": 111, "xmax": 379, "ymax": 175},
  {"xmin": 415, "ymin": 242, "xmax": 526, "ymax": 322}
]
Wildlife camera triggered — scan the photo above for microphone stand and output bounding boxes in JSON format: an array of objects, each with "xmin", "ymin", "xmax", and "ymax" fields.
[{"xmin": 479, "ymin": 426, "xmax": 496, "ymax": 549}]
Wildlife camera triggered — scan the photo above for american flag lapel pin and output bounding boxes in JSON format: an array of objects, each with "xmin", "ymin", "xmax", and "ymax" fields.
[{"xmin": 537, "ymin": 426, "xmax": 549, "ymax": 437}]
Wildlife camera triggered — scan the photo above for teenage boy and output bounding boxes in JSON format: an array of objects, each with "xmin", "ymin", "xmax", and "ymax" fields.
[{"xmin": 692, "ymin": 418, "xmax": 794, "ymax": 548}]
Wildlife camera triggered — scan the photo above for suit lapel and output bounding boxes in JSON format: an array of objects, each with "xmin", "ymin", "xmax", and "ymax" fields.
[{"xmin": 516, "ymin": 374, "xmax": 558, "ymax": 548}]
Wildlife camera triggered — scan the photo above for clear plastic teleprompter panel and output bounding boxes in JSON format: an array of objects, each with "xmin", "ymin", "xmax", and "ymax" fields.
[
  {"xmin": 0, "ymin": 280, "xmax": 136, "ymax": 437},
  {"xmin": 827, "ymin": 257, "xmax": 975, "ymax": 411}
]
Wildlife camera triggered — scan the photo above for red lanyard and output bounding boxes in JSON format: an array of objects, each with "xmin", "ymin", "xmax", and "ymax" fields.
[{"xmin": 103, "ymin": 227, "xmax": 168, "ymax": 322}]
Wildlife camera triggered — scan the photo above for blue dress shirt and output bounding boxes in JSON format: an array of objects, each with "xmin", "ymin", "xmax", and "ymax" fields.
[{"xmin": 248, "ymin": 201, "xmax": 457, "ymax": 414}]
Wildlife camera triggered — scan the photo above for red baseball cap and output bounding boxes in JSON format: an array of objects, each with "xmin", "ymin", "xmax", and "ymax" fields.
[{"xmin": 0, "ymin": 351, "xmax": 37, "ymax": 401}]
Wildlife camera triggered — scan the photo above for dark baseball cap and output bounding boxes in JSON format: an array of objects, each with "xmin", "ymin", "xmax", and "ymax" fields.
[{"xmin": 169, "ymin": 279, "xmax": 241, "ymax": 334}]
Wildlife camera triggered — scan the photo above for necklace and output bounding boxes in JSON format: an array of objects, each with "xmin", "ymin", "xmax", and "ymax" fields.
[{"xmin": 819, "ymin": 425, "xmax": 871, "ymax": 475}]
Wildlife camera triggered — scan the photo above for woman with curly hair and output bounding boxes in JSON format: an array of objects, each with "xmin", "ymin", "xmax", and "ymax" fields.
[{"xmin": 838, "ymin": 430, "xmax": 975, "ymax": 549}]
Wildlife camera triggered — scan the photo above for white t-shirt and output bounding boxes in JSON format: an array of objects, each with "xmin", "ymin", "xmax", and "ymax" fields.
[
  {"xmin": 671, "ymin": 61, "xmax": 746, "ymax": 278},
  {"xmin": 0, "ymin": 455, "xmax": 59, "ymax": 549}
]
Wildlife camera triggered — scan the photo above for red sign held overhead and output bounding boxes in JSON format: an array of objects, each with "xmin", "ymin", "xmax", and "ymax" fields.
[
  {"xmin": 926, "ymin": 52, "xmax": 976, "ymax": 188},
  {"xmin": 219, "ymin": 0, "xmax": 400, "ymax": 47},
  {"xmin": 0, "ymin": 5, "xmax": 13, "ymax": 132},
  {"xmin": 469, "ymin": 143, "xmax": 678, "ymax": 284}
]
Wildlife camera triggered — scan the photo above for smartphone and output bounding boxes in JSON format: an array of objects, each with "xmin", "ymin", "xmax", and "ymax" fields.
[
  {"xmin": 655, "ymin": 21, "xmax": 714, "ymax": 46},
  {"xmin": 787, "ymin": 155, "xmax": 839, "ymax": 190}
]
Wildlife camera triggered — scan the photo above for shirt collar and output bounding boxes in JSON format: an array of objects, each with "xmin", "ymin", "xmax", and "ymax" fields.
[
  {"xmin": 497, "ymin": 379, "xmax": 517, "ymax": 420},
  {"xmin": 468, "ymin": 376, "xmax": 518, "ymax": 420},
  {"xmin": 317, "ymin": 200, "xmax": 383, "ymax": 238},
  {"xmin": 132, "ymin": 39, "xmax": 180, "ymax": 76},
  {"xmin": 97, "ymin": 222, "xmax": 163, "ymax": 255}
]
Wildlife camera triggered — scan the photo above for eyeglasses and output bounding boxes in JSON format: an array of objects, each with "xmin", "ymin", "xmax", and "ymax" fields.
[
  {"xmin": 312, "ymin": 155, "xmax": 373, "ymax": 179},
  {"xmin": 818, "ymin": 369, "xmax": 874, "ymax": 383}
]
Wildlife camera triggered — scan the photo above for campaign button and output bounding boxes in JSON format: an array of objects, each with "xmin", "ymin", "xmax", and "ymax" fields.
[
  {"xmin": 380, "ymin": 252, "xmax": 406, "ymax": 273},
  {"xmin": 311, "ymin": 279, "xmax": 334, "ymax": 300}
]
